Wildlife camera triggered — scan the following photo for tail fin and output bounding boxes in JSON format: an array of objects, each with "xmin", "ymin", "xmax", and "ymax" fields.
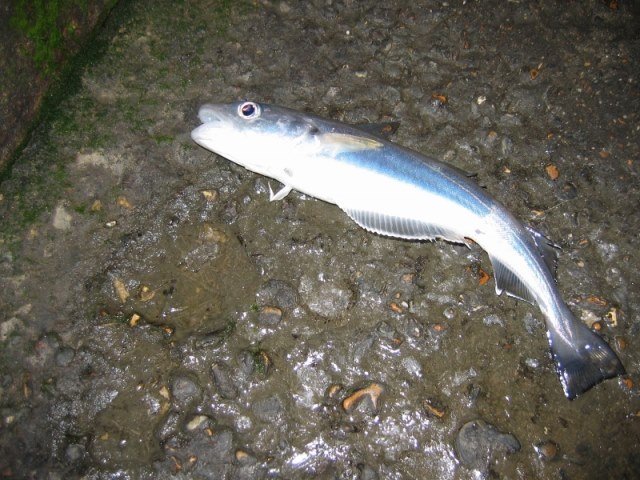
[{"xmin": 548, "ymin": 309, "xmax": 625, "ymax": 400}]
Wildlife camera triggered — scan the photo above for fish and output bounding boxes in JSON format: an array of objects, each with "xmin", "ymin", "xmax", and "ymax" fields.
[{"xmin": 191, "ymin": 100, "xmax": 625, "ymax": 399}]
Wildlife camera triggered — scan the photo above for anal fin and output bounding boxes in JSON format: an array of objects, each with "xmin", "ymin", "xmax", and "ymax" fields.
[{"xmin": 342, "ymin": 207, "xmax": 467, "ymax": 244}]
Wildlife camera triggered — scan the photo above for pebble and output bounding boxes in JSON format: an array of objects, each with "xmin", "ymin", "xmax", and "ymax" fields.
[
  {"xmin": 423, "ymin": 397, "xmax": 447, "ymax": 418},
  {"xmin": 55, "ymin": 347, "xmax": 75, "ymax": 367},
  {"xmin": 52, "ymin": 204, "xmax": 73, "ymax": 230},
  {"xmin": 185, "ymin": 414, "xmax": 213, "ymax": 432},
  {"xmin": 156, "ymin": 411, "xmax": 181, "ymax": 441},
  {"xmin": 65, "ymin": 443, "xmax": 86, "ymax": 463},
  {"xmin": 299, "ymin": 275, "xmax": 353, "ymax": 318},
  {"xmin": 258, "ymin": 306, "xmax": 282, "ymax": 325},
  {"xmin": 170, "ymin": 375, "xmax": 202, "ymax": 408},
  {"xmin": 235, "ymin": 449, "xmax": 257, "ymax": 465},
  {"xmin": 256, "ymin": 279, "xmax": 299, "ymax": 310},
  {"xmin": 534, "ymin": 440, "xmax": 559, "ymax": 461},
  {"xmin": 342, "ymin": 383, "xmax": 385, "ymax": 414},
  {"xmin": 455, "ymin": 419, "xmax": 520, "ymax": 472},
  {"xmin": 324, "ymin": 384, "xmax": 344, "ymax": 403},
  {"xmin": 210, "ymin": 362, "xmax": 239, "ymax": 399}
]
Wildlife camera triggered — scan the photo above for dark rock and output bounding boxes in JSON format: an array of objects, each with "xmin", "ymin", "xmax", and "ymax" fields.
[
  {"xmin": 156, "ymin": 411, "xmax": 181, "ymax": 442},
  {"xmin": 256, "ymin": 279, "xmax": 299, "ymax": 310},
  {"xmin": 455, "ymin": 419, "xmax": 520, "ymax": 472},
  {"xmin": 170, "ymin": 374, "xmax": 202, "ymax": 409},
  {"xmin": 258, "ymin": 306, "xmax": 283, "ymax": 326},
  {"xmin": 211, "ymin": 362, "xmax": 238, "ymax": 399}
]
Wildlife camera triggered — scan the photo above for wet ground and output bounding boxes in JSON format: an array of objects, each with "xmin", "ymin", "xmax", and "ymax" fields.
[{"xmin": 1, "ymin": 0, "xmax": 639, "ymax": 478}]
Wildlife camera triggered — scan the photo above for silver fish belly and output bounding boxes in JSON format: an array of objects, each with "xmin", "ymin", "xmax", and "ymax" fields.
[{"xmin": 191, "ymin": 100, "xmax": 624, "ymax": 399}]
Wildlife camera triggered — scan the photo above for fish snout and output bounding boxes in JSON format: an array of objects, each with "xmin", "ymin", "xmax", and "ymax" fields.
[{"xmin": 198, "ymin": 104, "xmax": 225, "ymax": 124}]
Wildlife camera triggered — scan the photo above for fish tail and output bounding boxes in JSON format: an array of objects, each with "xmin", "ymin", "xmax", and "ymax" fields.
[{"xmin": 548, "ymin": 306, "xmax": 625, "ymax": 399}]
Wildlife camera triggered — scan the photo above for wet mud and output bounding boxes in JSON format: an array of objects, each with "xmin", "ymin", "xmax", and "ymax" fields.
[{"xmin": 1, "ymin": 1, "xmax": 639, "ymax": 478}]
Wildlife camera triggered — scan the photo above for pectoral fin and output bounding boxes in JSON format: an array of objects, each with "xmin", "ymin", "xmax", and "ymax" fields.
[{"xmin": 269, "ymin": 183, "xmax": 293, "ymax": 201}]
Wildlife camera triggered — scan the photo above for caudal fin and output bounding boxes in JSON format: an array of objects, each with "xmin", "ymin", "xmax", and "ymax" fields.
[{"xmin": 548, "ymin": 310, "xmax": 625, "ymax": 400}]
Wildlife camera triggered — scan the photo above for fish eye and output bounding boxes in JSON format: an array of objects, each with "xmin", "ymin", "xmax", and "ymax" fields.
[{"xmin": 238, "ymin": 101, "xmax": 260, "ymax": 119}]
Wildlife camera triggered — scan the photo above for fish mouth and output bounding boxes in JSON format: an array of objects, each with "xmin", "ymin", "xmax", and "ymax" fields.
[
  {"xmin": 190, "ymin": 123, "xmax": 216, "ymax": 146},
  {"xmin": 192, "ymin": 104, "xmax": 229, "ymax": 147},
  {"xmin": 197, "ymin": 104, "xmax": 225, "ymax": 124}
]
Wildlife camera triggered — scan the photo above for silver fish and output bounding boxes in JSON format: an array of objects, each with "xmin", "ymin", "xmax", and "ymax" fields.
[{"xmin": 191, "ymin": 101, "xmax": 624, "ymax": 399}]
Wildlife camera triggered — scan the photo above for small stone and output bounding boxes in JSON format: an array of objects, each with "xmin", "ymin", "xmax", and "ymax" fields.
[
  {"xmin": 55, "ymin": 347, "xmax": 75, "ymax": 367},
  {"xmin": 116, "ymin": 196, "xmax": 133, "ymax": 209},
  {"xmin": 159, "ymin": 386, "xmax": 170, "ymax": 400},
  {"xmin": 256, "ymin": 279, "xmax": 298, "ymax": 310},
  {"xmin": 299, "ymin": 276, "xmax": 352, "ymax": 318},
  {"xmin": 185, "ymin": 415, "xmax": 211, "ymax": 431},
  {"xmin": 201, "ymin": 190, "xmax": 218, "ymax": 202},
  {"xmin": 138, "ymin": 285, "xmax": 155, "ymax": 302},
  {"xmin": 199, "ymin": 224, "xmax": 227, "ymax": 243},
  {"xmin": 325, "ymin": 384, "xmax": 344, "ymax": 402},
  {"xmin": 170, "ymin": 375, "xmax": 202, "ymax": 408},
  {"xmin": 52, "ymin": 205, "xmax": 73, "ymax": 230},
  {"xmin": 129, "ymin": 313, "xmax": 141, "ymax": 327},
  {"xmin": 112, "ymin": 277, "xmax": 129, "ymax": 303},
  {"xmin": 389, "ymin": 302, "xmax": 403, "ymax": 313},
  {"xmin": 614, "ymin": 336, "xmax": 627, "ymax": 350},
  {"xmin": 157, "ymin": 412, "xmax": 181, "ymax": 441},
  {"xmin": 534, "ymin": 440, "xmax": 559, "ymax": 461},
  {"xmin": 342, "ymin": 383, "xmax": 385, "ymax": 414},
  {"xmin": 423, "ymin": 397, "xmax": 447, "ymax": 418},
  {"xmin": 455, "ymin": 419, "xmax": 520, "ymax": 472},
  {"xmin": 545, "ymin": 164, "xmax": 560, "ymax": 180},
  {"xmin": 401, "ymin": 273, "xmax": 415, "ymax": 284},
  {"xmin": 258, "ymin": 306, "xmax": 282, "ymax": 326},
  {"xmin": 65, "ymin": 443, "xmax": 85, "ymax": 463},
  {"xmin": 210, "ymin": 362, "xmax": 238, "ymax": 399},
  {"xmin": 235, "ymin": 449, "xmax": 256, "ymax": 465},
  {"xmin": 278, "ymin": 1, "xmax": 291, "ymax": 14}
]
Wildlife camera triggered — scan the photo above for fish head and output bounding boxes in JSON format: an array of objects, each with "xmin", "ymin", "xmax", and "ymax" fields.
[{"xmin": 191, "ymin": 101, "xmax": 323, "ymax": 178}]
